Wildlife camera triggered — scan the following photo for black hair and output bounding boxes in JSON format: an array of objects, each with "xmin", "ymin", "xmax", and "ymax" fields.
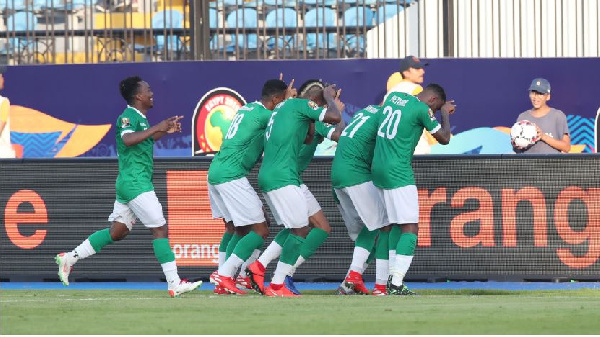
[
  {"xmin": 298, "ymin": 79, "xmax": 325, "ymax": 97},
  {"xmin": 424, "ymin": 83, "xmax": 446, "ymax": 102},
  {"xmin": 261, "ymin": 79, "xmax": 288, "ymax": 99},
  {"xmin": 119, "ymin": 76, "xmax": 143, "ymax": 105}
]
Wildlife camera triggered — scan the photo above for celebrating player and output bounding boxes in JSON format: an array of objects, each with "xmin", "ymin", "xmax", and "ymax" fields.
[
  {"xmin": 209, "ymin": 78, "xmax": 293, "ymax": 295},
  {"xmin": 250, "ymin": 80, "xmax": 345, "ymax": 295},
  {"xmin": 331, "ymin": 103, "xmax": 391, "ymax": 295},
  {"xmin": 55, "ymin": 76, "xmax": 201, "ymax": 297},
  {"xmin": 246, "ymin": 81, "xmax": 343, "ymax": 297},
  {"xmin": 373, "ymin": 84, "xmax": 455, "ymax": 295}
]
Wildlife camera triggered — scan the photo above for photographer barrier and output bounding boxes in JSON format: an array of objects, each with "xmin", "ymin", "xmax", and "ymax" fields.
[{"xmin": 1, "ymin": 155, "xmax": 599, "ymax": 282}]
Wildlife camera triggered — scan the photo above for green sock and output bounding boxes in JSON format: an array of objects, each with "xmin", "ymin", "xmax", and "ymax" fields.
[
  {"xmin": 225, "ymin": 233, "xmax": 243, "ymax": 259},
  {"xmin": 396, "ymin": 233, "xmax": 418, "ymax": 256},
  {"xmin": 375, "ymin": 231, "xmax": 390, "ymax": 259},
  {"xmin": 355, "ymin": 226, "xmax": 378, "ymax": 251},
  {"xmin": 280, "ymin": 234, "xmax": 304, "ymax": 265},
  {"xmin": 274, "ymin": 228, "xmax": 291, "ymax": 247},
  {"xmin": 232, "ymin": 231, "xmax": 264, "ymax": 260},
  {"xmin": 219, "ymin": 232, "xmax": 234, "ymax": 253},
  {"xmin": 366, "ymin": 244, "xmax": 377, "ymax": 264},
  {"xmin": 153, "ymin": 238, "xmax": 175, "ymax": 264},
  {"xmin": 389, "ymin": 226, "xmax": 402, "ymax": 252},
  {"xmin": 88, "ymin": 228, "xmax": 114, "ymax": 253},
  {"xmin": 300, "ymin": 228, "xmax": 329, "ymax": 259}
]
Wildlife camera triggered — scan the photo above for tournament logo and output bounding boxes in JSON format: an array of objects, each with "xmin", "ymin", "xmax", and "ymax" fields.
[{"xmin": 192, "ymin": 87, "xmax": 246, "ymax": 155}]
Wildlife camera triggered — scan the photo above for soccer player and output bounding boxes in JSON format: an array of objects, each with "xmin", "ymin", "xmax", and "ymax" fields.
[
  {"xmin": 247, "ymin": 81, "xmax": 343, "ymax": 297},
  {"xmin": 331, "ymin": 104, "xmax": 391, "ymax": 296},
  {"xmin": 209, "ymin": 79, "xmax": 292, "ymax": 295},
  {"xmin": 373, "ymin": 84, "xmax": 455, "ymax": 295},
  {"xmin": 250, "ymin": 80, "xmax": 345, "ymax": 295},
  {"xmin": 55, "ymin": 76, "xmax": 201, "ymax": 297}
]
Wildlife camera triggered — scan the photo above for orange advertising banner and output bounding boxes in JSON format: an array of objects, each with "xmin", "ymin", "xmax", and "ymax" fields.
[{"xmin": 166, "ymin": 170, "xmax": 224, "ymax": 266}]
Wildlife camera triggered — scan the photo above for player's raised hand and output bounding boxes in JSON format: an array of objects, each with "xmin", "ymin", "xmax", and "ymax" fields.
[
  {"xmin": 280, "ymin": 73, "xmax": 297, "ymax": 98},
  {"xmin": 334, "ymin": 89, "xmax": 345, "ymax": 112},
  {"xmin": 323, "ymin": 84, "xmax": 338, "ymax": 100},
  {"xmin": 441, "ymin": 100, "xmax": 456, "ymax": 114},
  {"xmin": 167, "ymin": 115, "xmax": 184, "ymax": 133}
]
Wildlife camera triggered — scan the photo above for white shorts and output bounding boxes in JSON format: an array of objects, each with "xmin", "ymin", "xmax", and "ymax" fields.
[
  {"xmin": 335, "ymin": 181, "xmax": 389, "ymax": 234},
  {"xmin": 378, "ymin": 185, "xmax": 419, "ymax": 224},
  {"xmin": 337, "ymin": 204, "xmax": 361, "ymax": 241},
  {"xmin": 108, "ymin": 191, "xmax": 166, "ymax": 230},
  {"xmin": 264, "ymin": 185, "xmax": 315, "ymax": 228},
  {"xmin": 300, "ymin": 184, "xmax": 322, "ymax": 218},
  {"xmin": 208, "ymin": 177, "xmax": 265, "ymax": 227}
]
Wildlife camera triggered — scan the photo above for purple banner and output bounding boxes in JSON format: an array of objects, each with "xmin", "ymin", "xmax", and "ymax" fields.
[{"xmin": 4, "ymin": 58, "xmax": 599, "ymax": 157}]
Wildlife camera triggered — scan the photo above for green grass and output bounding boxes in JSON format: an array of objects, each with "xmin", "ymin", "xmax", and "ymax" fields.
[{"xmin": 2, "ymin": 289, "xmax": 600, "ymax": 334}]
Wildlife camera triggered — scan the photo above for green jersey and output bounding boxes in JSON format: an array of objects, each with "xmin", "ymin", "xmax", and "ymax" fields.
[
  {"xmin": 208, "ymin": 102, "xmax": 272, "ymax": 185},
  {"xmin": 297, "ymin": 121, "xmax": 335, "ymax": 174},
  {"xmin": 372, "ymin": 92, "xmax": 440, "ymax": 189},
  {"xmin": 258, "ymin": 98, "xmax": 326, "ymax": 192},
  {"xmin": 115, "ymin": 106, "xmax": 154, "ymax": 203},
  {"xmin": 331, "ymin": 105, "xmax": 380, "ymax": 189}
]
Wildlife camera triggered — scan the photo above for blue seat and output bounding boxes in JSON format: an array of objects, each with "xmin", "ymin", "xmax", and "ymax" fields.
[
  {"xmin": 264, "ymin": 8, "xmax": 298, "ymax": 51},
  {"xmin": 209, "ymin": 8, "xmax": 219, "ymax": 50},
  {"xmin": 2, "ymin": 0, "xmax": 26, "ymax": 11},
  {"xmin": 343, "ymin": 6, "xmax": 374, "ymax": 55},
  {"xmin": 5, "ymin": 11, "xmax": 37, "ymax": 52},
  {"xmin": 226, "ymin": 8, "xmax": 259, "ymax": 51},
  {"xmin": 263, "ymin": 0, "xmax": 297, "ymax": 7},
  {"xmin": 304, "ymin": 7, "xmax": 337, "ymax": 50},
  {"xmin": 302, "ymin": 0, "xmax": 337, "ymax": 6},
  {"xmin": 376, "ymin": 4, "xmax": 403, "ymax": 22},
  {"xmin": 152, "ymin": 9, "xmax": 183, "ymax": 52}
]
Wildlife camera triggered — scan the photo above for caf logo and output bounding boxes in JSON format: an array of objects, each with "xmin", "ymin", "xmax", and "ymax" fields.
[{"xmin": 192, "ymin": 87, "xmax": 246, "ymax": 155}]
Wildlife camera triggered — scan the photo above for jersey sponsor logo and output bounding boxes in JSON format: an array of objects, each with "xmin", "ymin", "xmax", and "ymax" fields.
[
  {"xmin": 391, "ymin": 96, "xmax": 409, "ymax": 106},
  {"xmin": 121, "ymin": 117, "xmax": 130, "ymax": 128},
  {"xmin": 308, "ymin": 100, "xmax": 319, "ymax": 109},
  {"xmin": 140, "ymin": 122, "xmax": 147, "ymax": 127},
  {"xmin": 192, "ymin": 87, "xmax": 246, "ymax": 155}
]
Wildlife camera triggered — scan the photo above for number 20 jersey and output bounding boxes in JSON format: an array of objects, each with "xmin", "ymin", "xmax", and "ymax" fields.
[{"xmin": 372, "ymin": 92, "xmax": 440, "ymax": 189}]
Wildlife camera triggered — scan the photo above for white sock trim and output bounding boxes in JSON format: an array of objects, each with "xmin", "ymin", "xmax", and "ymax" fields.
[
  {"xmin": 161, "ymin": 261, "xmax": 180, "ymax": 284},
  {"xmin": 391, "ymin": 255, "xmax": 414, "ymax": 286},
  {"xmin": 257, "ymin": 241, "xmax": 283, "ymax": 269},
  {"xmin": 219, "ymin": 254, "xmax": 244, "ymax": 278},
  {"xmin": 272, "ymin": 261, "xmax": 294, "ymax": 285},
  {"xmin": 350, "ymin": 247, "xmax": 370, "ymax": 274},
  {"xmin": 72, "ymin": 239, "xmax": 96, "ymax": 261}
]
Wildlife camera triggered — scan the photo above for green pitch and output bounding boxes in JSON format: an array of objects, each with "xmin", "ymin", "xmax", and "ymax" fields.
[{"xmin": 2, "ymin": 289, "xmax": 599, "ymax": 334}]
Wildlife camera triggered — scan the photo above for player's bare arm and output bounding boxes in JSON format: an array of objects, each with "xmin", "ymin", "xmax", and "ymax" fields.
[
  {"xmin": 321, "ymin": 85, "xmax": 342, "ymax": 124},
  {"xmin": 123, "ymin": 115, "xmax": 183, "ymax": 146},
  {"xmin": 305, "ymin": 122, "xmax": 316, "ymax": 144},
  {"xmin": 431, "ymin": 100, "xmax": 455, "ymax": 145}
]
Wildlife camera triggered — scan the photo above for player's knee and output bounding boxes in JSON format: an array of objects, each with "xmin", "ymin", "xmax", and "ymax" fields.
[
  {"xmin": 235, "ymin": 226, "xmax": 251, "ymax": 236},
  {"xmin": 224, "ymin": 220, "xmax": 235, "ymax": 233},
  {"xmin": 110, "ymin": 225, "xmax": 129, "ymax": 241},
  {"xmin": 253, "ymin": 222, "xmax": 269, "ymax": 239}
]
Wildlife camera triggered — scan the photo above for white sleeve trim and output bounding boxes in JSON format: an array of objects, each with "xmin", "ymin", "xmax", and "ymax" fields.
[
  {"xmin": 326, "ymin": 128, "xmax": 335, "ymax": 140},
  {"xmin": 318, "ymin": 108, "xmax": 327, "ymax": 122},
  {"xmin": 121, "ymin": 129, "xmax": 135, "ymax": 137},
  {"xmin": 429, "ymin": 124, "xmax": 441, "ymax": 135}
]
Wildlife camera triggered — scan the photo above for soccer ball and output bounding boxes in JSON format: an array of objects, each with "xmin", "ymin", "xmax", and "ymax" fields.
[{"xmin": 510, "ymin": 120, "xmax": 539, "ymax": 149}]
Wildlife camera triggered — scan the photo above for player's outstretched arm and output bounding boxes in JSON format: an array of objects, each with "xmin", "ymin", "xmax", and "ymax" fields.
[{"xmin": 123, "ymin": 116, "xmax": 183, "ymax": 146}]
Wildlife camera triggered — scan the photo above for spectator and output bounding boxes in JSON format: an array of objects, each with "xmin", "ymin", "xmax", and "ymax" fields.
[
  {"xmin": 0, "ymin": 65, "xmax": 15, "ymax": 159},
  {"xmin": 515, "ymin": 78, "xmax": 571, "ymax": 154}
]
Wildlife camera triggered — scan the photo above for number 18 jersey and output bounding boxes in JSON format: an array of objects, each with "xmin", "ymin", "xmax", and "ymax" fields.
[
  {"xmin": 372, "ymin": 92, "xmax": 440, "ymax": 189},
  {"xmin": 208, "ymin": 102, "xmax": 272, "ymax": 185},
  {"xmin": 331, "ymin": 105, "xmax": 381, "ymax": 189}
]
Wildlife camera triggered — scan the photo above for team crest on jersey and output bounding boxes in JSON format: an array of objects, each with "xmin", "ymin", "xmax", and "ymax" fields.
[
  {"xmin": 192, "ymin": 87, "xmax": 246, "ymax": 156},
  {"xmin": 121, "ymin": 117, "xmax": 130, "ymax": 128},
  {"xmin": 308, "ymin": 100, "xmax": 319, "ymax": 109},
  {"xmin": 428, "ymin": 108, "xmax": 436, "ymax": 121}
]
